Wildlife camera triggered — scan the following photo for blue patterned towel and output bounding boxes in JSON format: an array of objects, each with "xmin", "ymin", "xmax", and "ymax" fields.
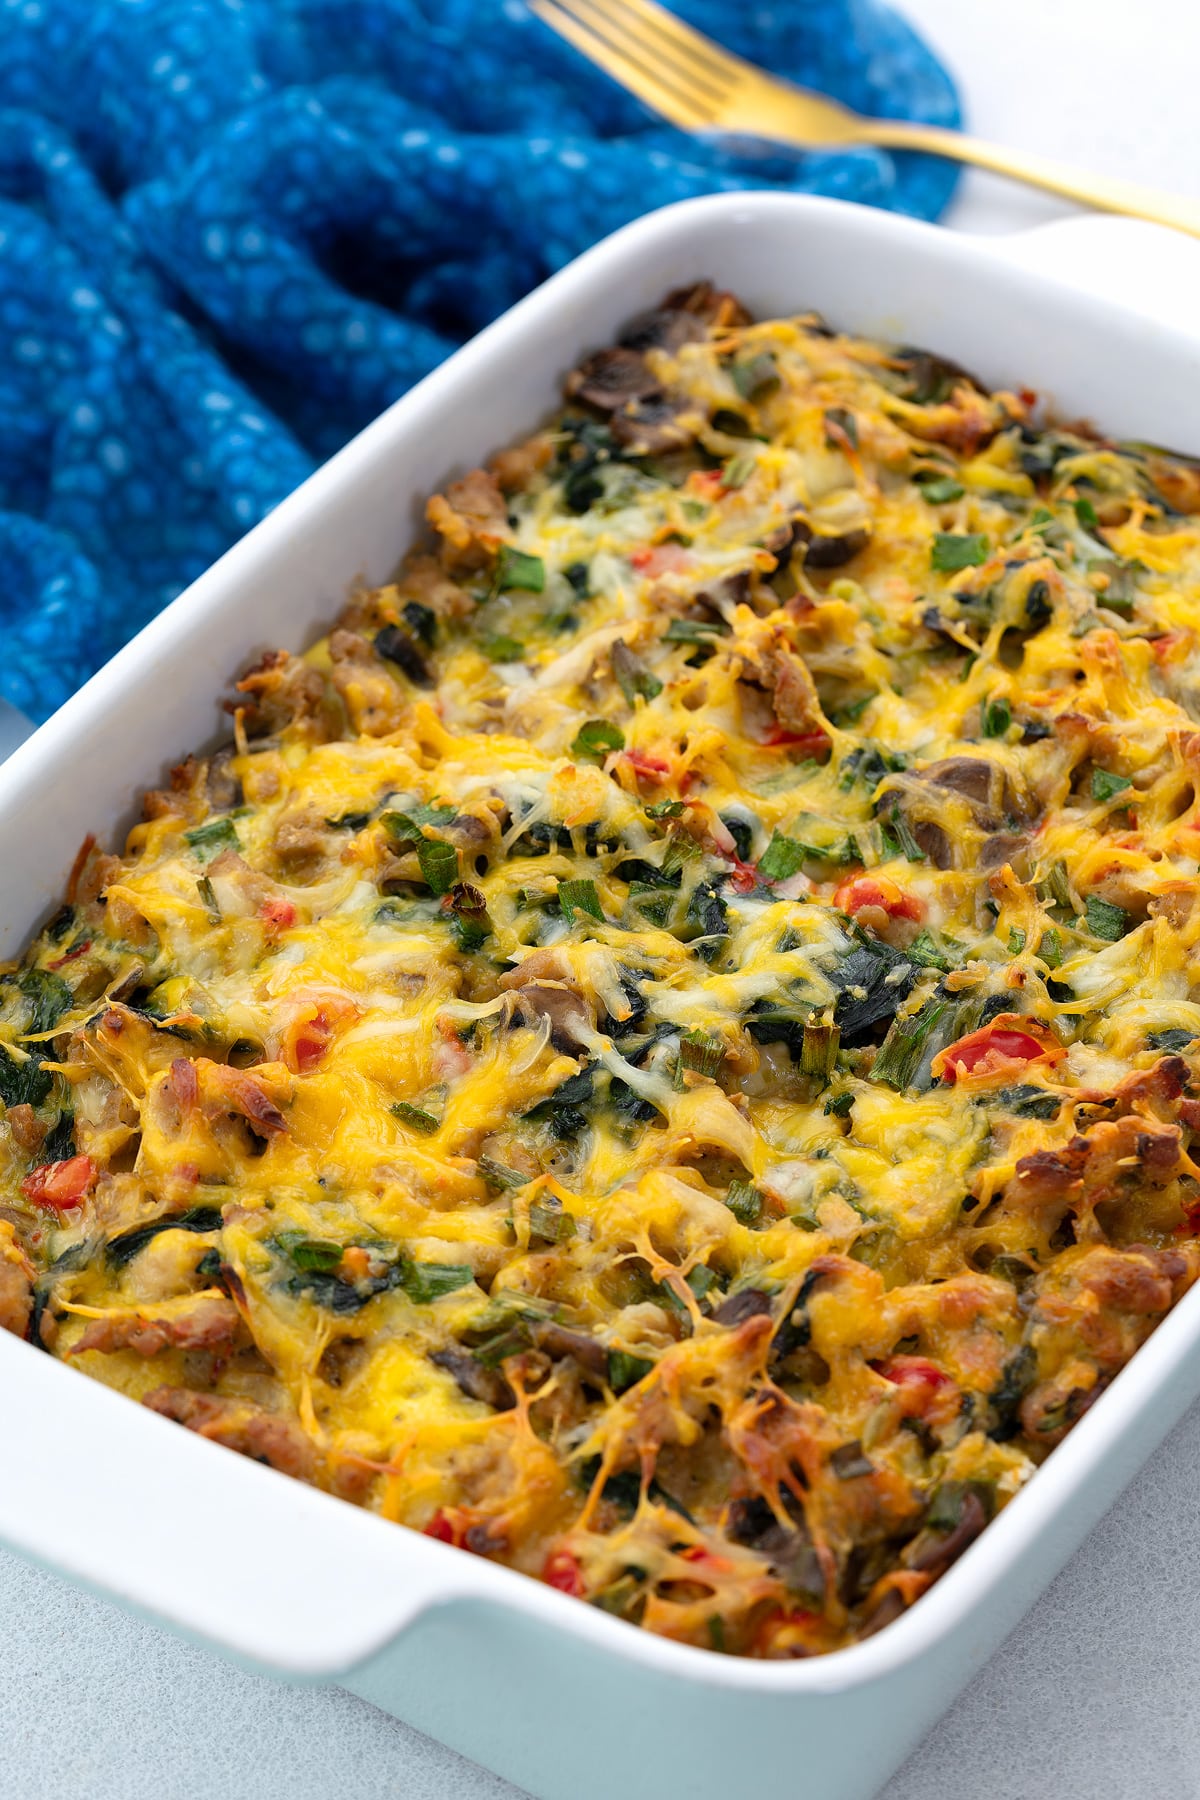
[{"xmin": 0, "ymin": 0, "xmax": 959, "ymax": 722}]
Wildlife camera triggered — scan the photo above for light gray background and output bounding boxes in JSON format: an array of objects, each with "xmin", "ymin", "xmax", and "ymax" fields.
[{"xmin": 9, "ymin": 2, "xmax": 1200, "ymax": 1795}]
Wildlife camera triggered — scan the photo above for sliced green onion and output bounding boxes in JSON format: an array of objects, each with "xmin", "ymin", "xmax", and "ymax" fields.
[
  {"xmin": 558, "ymin": 878, "xmax": 604, "ymax": 924},
  {"xmin": 879, "ymin": 806, "xmax": 926, "ymax": 864},
  {"xmin": 872, "ymin": 999, "xmax": 947, "ymax": 1091},
  {"xmin": 629, "ymin": 886, "xmax": 673, "ymax": 928},
  {"xmin": 1085, "ymin": 895, "xmax": 1130, "ymax": 941},
  {"xmin": 731, "ymin": 352, "xmax": 779, "ymax": 402},
  {"xmin": 931, "ymin": 532, "xmax": 989, "ymax": 572},
  {"xmin": 494, "ymin": 546, "xmax": 545, "ymax": 593},
  {"xmin": 1040, "ymin": 860, "xmax": 1073, "ymax": 911},
  {"xmin": 801, "ymin": 1019, "xmax": 841, "ymax": 1083},
  {"xmin": 275, "ymin": 1232, "xmax": 344, "ymax": 1274},
  {"xmin": 1008, "ymin": 927, "xmax": 1026, "ymax": 955},
  {"xmin": 907, "ymin": 929, "xmax": 959, "ymax": 972},
  {"xmin": 919, "ymin": 476, "xmax": 965, "ymax": 504},
  {"xmin": 612, "ymin": 640, "xmax": 663, "ymax": 704},
  {"xmin": 663, "ymin": 618, "xmax": 728, "ymax": 644},
  {"xmin": 983, "ymin": 696, "xmax": 1011, "ymax": 738},
  {"xmin": 571, "ymin": 719, "xmax": 625, "ymax": 761},
  {"xmin": 482, "ymin": 634, "xmax": 525, "ymax": 663},
  {"xmin": 1092, "ymin": 768, "xmax": 1131, "ymax": 802},
  {"xmin": 1074, "ymin": 495, "xmax": 1099, "ymax": 529},
  {"xmin": 401, "ymin": 1260, "xmax": 474, "ymax": 1304},
  {"xmin": 392, "ymin": 1100, "xmax": 441, "ymax": 1135},
  {"xmin": 608, "ymin": 1349, "xmax": 654, "ymax": 1393},
  {"xmin": 722, "ymin": 452, "xmax": 757, "ymax": 489},
  {"xmin": 676, "ymin": 1030, "xmax": 726, "ymax": 1084},
  {"xmin": 381, "ymin": 802, "xmax": 455, "ymax": 845},
  {"xmin": 477, "ymin": 1155, "xmax": 530, "ymax": 1191},
  {"xmin": 645, "ymin": 799, "xmax": 686, "ymax": 820},
  {"xmin": 836, "ymin": 693, "xmax": 875, "ymax": 725},
  {"xmin": 824, "ymin": 406, "xmax": 859, "ymax": 450},
  {"xmin": 418, "ymin": 837, "xmax": 458, "ymax": 895},
  {"xmin": 529, "ymin": 1198, "xmax": 577, "ymax": 1244},
  {"xmin": 185, "ymin": 817, "xmax": 239, "ymax": 858},
  {"xmin": 196, "ymin": 875, "xmax": 221, "ymax": 924},
  {"xmin": 725, "ymin": 1181, "xmax": 763, "ymax": 1226},
  {"xmin": 1039, "ymin": 927, "xmax": 1063, "ymax": 969}
]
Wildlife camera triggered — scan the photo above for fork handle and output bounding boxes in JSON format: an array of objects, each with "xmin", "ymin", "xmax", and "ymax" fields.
[{"xmin": 861, "ymin": 119, "xmax": 1200, "ymax": 240}]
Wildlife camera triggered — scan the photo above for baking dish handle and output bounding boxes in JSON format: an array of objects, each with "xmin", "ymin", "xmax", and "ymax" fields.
[
  {"xmin": 985, "ymin": 213, "xmax": 1200, "ymax": 339},
  {"xmin": 0, "ymin": 1337, "xmax": 483, "ymax": 1677}
]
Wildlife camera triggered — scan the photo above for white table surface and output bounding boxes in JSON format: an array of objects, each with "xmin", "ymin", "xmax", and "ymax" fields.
[{"xmin": 10, "ymin": 4, "xmax": 1200, "ymax": 1796}]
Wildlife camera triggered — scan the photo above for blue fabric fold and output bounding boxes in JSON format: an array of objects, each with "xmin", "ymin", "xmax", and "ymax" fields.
[{"xmin": 0, "ymin": 0, "xmax": 959, "ymax": 721}]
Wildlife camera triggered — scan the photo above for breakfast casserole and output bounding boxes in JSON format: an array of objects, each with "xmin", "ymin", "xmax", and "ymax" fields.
[{"xmin": 5, "ymin": 281, "xmax": 1200, "ymax": 1659}]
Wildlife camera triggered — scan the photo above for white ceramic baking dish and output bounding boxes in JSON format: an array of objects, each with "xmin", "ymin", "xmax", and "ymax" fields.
[{"xmin": 3, "ymin": 192, "xmax": 1200, "ymax": 1800}]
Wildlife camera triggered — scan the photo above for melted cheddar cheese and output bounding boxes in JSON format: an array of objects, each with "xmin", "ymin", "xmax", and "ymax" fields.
[{"xmin": 6, "ymin": 281, "xmax": 1200, "ymax": 1658}]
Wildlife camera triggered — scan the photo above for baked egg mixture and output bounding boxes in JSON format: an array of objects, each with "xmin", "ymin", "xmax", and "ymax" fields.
[{"xmin": 5, "ymin": 282, "xmax": 1200, "ymax": 1658}]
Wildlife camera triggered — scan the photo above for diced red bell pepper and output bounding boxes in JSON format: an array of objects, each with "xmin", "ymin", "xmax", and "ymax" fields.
[
  {"xmin": 933, "ymin": 1015, "xmax": 1063, "ymax": 1084},
  {"xmin": 624, "ymin": 748, "xmax": 671, "ymax": 777},
  {"xmin": 629, "ymin": 543, "xmax": 693, "ymax": 577},
  {"xmin": 21, "ymin": 1154, "xmax": 95, "ymax": 1212},
  {"xmin": 875, "ymin": 1354, "xmax": 955, "ymax": 1392},
  {"xmin": 293, "ymin": 1015, "xmax": 333, "ymax": 1075},
  {"xmin": 543, "ymin": 1549, "xmax": 584, "ymax": 1596},
  {"xmin": 424, "ymin": 1508, "xmax": 465, "ymax": 1547},
  {"xmin": 833, "ymin": 875, "xmax": 924, "ymax": 923},
  {"xmin": 873, "ymin": 1355, "xmax": 958, "ymax": 1419},
  {"xmin": 760, "ymin": 725, "xmax": 831, "ymax": 760},
  {"xmin": 680, "ymin": 1543, "xmax": 733, "ymax": 1573},
  {"xmin": 283, "ymin": 993, "xmax": 358, "ymax": 1074},
  {"xmin": 260, "ymin": 897, "xmax": 297, "ymax": 933}
]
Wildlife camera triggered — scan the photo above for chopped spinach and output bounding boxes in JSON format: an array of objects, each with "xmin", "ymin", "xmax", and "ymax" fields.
[
  {"xmin": 17, "ymin": 968, "xmax": 73, "ymax": 1036},
  {"xmin": 758, "ymin": 833, "xmax": 806, "ymax": 883},
  {"xmin": 829, "ymin": 938, "xmax": 917, "ymax": 1045},
  {"xmin": 105, "ymin": 1206, "xmax": 223, "ymax": 1269},
  {"xmin": 184, "ymin": 817, "xmax": 240, "ymax": 859}
]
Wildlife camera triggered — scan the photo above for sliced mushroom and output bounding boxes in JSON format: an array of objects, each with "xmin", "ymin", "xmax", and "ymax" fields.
[
  {"xmin": 618, "ymin": 305, "xmax": 709, "ymax": 355},
  {"xmin": 712, "ymin": 1289, "xmax": 773, "ymax": 1327},
  {"xmin": 610, "ymin": 394, "xmax": 694, "ymax": 455},
  {"xmin": 905, "ymin": 1489, "xmax": 988, "ymax": 1575},
  {"xmin": 499, "ymin": 950, "xmax": 595, "ymax": 1051},
  {"xmin": 566, "ymin": 347, "xmax": 663, "ymax": 413},
  {"xmin": 431, "ymin": 1346, "xmax": 515, "ymax": 1411},
  {"xmin": 532, "ymin": 1321, "xmax": 610, "ymax": 1381},
  {"xmin": 978, "ymin": 831, "xmax": 1032, "ymax": 875},
  {"xmin": 803, "ymin": 527, "xmax": 871, "ymax": 570}
]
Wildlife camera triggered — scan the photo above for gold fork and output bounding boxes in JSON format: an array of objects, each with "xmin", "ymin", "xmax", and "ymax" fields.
[{"xmin": 530, "ymin": 0, "xmax": 1200, "ymax": 239}]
